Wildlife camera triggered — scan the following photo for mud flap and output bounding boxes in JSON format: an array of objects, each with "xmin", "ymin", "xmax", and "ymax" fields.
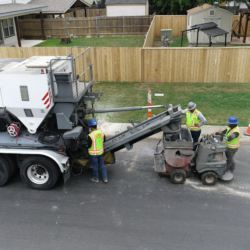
[
  {"xmin": 154, "ymin": 151, "xmax": 165, "ymax": 172},
  {"xmin": 75, "ymin": 152, "xmax": 115, "ymax": 169},
  {"xmin": 63, "ymin": 166, "xmax": 71, "ymax": 183}
]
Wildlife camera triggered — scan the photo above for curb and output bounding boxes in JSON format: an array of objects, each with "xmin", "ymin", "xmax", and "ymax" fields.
[{"xmin": 99, "ymin": 122, "xmax": 250, "ymax": 145}]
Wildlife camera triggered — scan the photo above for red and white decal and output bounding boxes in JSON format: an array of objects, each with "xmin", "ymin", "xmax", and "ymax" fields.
[{"xmin": 42, "ymin": 90, "xmax": 51, "ymax": 109}]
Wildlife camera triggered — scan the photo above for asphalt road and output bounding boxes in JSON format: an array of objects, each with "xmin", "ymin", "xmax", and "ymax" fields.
[{"xmin": 1, "ymin": 140, "xmax": 250, "ymax": 250}]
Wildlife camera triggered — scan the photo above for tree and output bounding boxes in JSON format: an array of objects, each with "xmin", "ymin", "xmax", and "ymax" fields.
[
  {"xmin": 231, "ymin": 0, "xmax": 250, "ymax": 9},
  {"xmin": 148, "ymin": 0, "xmax": 247, "ymax": 15}
]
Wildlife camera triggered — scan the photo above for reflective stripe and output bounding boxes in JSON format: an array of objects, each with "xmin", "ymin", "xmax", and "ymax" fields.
[
  {"xmin": 89, "ymin": 133, "xmax": 96, "ymax": 151},
  {"xmin": 89, "ymin": 148, "xmax": 104, "ymax": 154}
]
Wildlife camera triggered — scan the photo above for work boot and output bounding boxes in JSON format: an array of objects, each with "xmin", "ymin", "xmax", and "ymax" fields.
[{"xmin": 89, "ymin": 177, "xmax": 99, "ymax": 183}]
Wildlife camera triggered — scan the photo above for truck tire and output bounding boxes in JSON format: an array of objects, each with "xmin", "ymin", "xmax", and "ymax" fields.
[
  {"xmin": 170, "ymin": 169, "xmax": 186, "ymax": 184},
  {"xmin": 0, "ymin": 156, "xmax": 11, "ymax": 187},
  {"xmin": 20, "ymin": 156, "xmax": 60, "ymax": 190},
  {"xmin": 4, "ymin": 155, "xmax": 18, "ymax": 176},
  {"xmin": 201, "ymin": 171, "xmax": 218, "ymax": 186}
]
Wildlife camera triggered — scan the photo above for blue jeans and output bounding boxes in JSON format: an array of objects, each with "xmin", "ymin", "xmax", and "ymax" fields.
[
  {"xmin": 89, "ymin": 154, "xmax": 108, "ymax": 181},
  {"xmin": 191, "ymin": 130, "xmax": 201, "ymax": 151}
]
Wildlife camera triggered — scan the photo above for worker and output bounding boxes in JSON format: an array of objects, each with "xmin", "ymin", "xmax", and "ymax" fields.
[
  {"xmin": 186, "ymin": 102, "xmax": 206, "ymax": 151},
  {"xmin": 87, "ymin": 119, "xmax": 108, "ymax": 183},
  {"xmin": 213, "ymin": 116, "xmax": 240, "ymax": 173}
]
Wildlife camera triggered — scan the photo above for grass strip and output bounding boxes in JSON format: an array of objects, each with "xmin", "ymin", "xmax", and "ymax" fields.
[{"xmin": 91, "ymin": 82, "xmax": 250, "ymax": 126}]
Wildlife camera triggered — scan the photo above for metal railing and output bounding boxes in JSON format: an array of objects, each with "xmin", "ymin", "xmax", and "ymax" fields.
[{"xmin": 49, "ymin": 47, "xmax": 93, "ymax": 103}]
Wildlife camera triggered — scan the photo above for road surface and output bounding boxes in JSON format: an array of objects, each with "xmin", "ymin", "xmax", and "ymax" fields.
[{"xmin": 0, "ymin": 140, "xmax": 250, "ymax": 250}]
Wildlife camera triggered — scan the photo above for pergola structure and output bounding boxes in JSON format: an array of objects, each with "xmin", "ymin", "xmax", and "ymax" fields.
[
  {"xmin": 181, "ymin": 22, "xmax": 229, "ymax": 47},
  {"xmin": 28, "ymin": 0, "xmax": 93, "ymax": 40},
  {"xmin": 237, "ymin": 8, "xmax": 250, "ymax": 43},
  {"xmin": 0, "ymin": 3, "xmax": 47, "ymax": 47}
]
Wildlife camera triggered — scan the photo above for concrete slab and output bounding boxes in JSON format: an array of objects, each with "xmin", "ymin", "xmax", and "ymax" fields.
[
  {"xmin": 0, "ymin": 40, "xmax": 44, "ymax": 48},
  {"xmin": 231, "ymin": 37, "xmax": 250, "ymax": 45}
]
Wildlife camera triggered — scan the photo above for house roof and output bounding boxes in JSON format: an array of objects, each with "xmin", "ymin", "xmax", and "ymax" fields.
[
  {"xmin": 187, "ymin": 4, "xmax": 233, "ymax": 15},
  {"xmin": 187, "ymin": 4, "xmax": 212, "ymax": 14},
  {"xmin": 29, "ymin": 0, "xmax": 92, "ymax": 14},
  {"xmin": 80, "ymin": 0, "xmax": 94, "ymax": 7},
  {"xmin": 106, "ymin": 0, "xmax": 147, "ymax": 4},
  {"xmin": 0, "ymin": 3, "xmax": 47, "ymax": 18}
]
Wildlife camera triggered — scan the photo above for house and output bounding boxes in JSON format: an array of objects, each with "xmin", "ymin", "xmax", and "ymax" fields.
[
  {"xmin": 106, "ymin": 0, "xmax": 149, "ymax": 17},
  {"xmin": 187, "ymin": 3, "xmax": 233, "ymax": 45},
  {"xmin": 0, "ymin": 0, "xmax": 47, "ymax": 46}
]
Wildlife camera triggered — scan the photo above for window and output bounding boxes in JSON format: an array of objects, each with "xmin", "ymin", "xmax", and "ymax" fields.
[
  {"xmin": 24, "ymin": 109, "xmax": 33, "ymax": 117},
  {"xmin": 209, "ymin": 10, "xmax": 215, "ymax": 16},
  {"xmin": 20, "ymin": 86, "xmax": 29, "ymax": 101},
  {"xmin": 3, "ymin": 18, "xmax": 15, "ymax": 38}
]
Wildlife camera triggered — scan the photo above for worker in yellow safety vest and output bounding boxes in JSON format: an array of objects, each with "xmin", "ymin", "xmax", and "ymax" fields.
[
  {"xmin": 186, "ymin": 102, "xmax": 206, "ymax": 151},
  {"xmin": 87, "ymin": 119, "xmax": 108, "ymax": 183},
  {"xmin": 213, "ymin": 116, "xmax": 240, "ymax": 173}
]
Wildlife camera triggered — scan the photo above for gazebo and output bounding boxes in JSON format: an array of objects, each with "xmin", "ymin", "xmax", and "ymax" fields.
[{"xmin": 181, "ymin": 22, "xmax": 229, "ymax": 47}]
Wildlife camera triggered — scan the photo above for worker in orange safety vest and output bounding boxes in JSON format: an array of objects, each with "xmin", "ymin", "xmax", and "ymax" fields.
[
  {"xmin": 186, "ymin": 102, "xmax": 206, "ymax": 151},
  {"xmin": 213, "ymin": 116, "xmax": 240, "ymax": 173},
  {"xmin": 87, "ymin": 119, "xmax": 108, "ymax": 183}
]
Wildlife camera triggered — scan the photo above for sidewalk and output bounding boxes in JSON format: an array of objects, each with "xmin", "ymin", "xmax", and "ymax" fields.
[{"xmin": 99, "ymin": 121, "xmax": 250, "ymax": 145}]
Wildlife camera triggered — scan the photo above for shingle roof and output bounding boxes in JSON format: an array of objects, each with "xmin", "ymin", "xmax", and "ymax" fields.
[
  {"xmin": 30, "ymin": 0, "xmax": 92, "ymax": 14},
  {"xmin": 187, "ymin": 4, "xmax": 212, "ymax": 14},
  {"xmin": 0, "ymin": 3, "xmax": 47, "ymax": 17},
  {"xmin": 106, "ymin": 0, "xmax": 147, "ymax": 4},
  {"xmin": 81, "ymin": 0, "xmax": 94, "ymax": 6}
]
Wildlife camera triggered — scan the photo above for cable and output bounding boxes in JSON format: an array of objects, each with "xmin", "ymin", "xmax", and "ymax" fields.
[
  {"xmin": 38, "ymin": 131, "xmax": 60, "ymax": 144},
  {"xmin": 66, "ymin": 149, "xmax": 89, "ymax": 177}
]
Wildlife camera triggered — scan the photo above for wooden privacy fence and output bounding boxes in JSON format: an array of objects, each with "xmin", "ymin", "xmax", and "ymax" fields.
[
  {"xmin": 143, "ymin": 15, "xmax": 250, "ymax": 47},
  {"xmin": 86, "ymin": 8, "xmax": 106, "ymax": 17},
  {"xmin": 0, "ymin": 46, "xmax": 250, "ymax": 83},
  {"xmin": 64, "ymin": 8, "xmax": 106, "ymax": 18},
  {"xmin": 20, "ymin": 16, "xmax": 153, "ymax": 39}
]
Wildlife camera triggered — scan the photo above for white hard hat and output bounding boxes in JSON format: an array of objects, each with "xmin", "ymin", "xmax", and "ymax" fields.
[{"xmin": 187, "ymin": 102, "xmax": 196, "ymax": 111}]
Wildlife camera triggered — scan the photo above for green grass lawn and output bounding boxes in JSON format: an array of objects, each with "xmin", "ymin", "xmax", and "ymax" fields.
[
  {"xmin": 91, "ymin": 82, "xmax": 250, "ymax": 126},
  {"xmin": 35, "ymin": 36, "xmax": 145, "ymax": 47},
  {"xmin": 169, "ymin": 37, "xmax": 189, "ymax": 47}
]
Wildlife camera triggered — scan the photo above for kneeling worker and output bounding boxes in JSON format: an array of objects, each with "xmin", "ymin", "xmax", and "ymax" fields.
[
  {"xmin": 186, "ymin": 102, "xmax": 206, "ymax": 151},
  {"xmin": 213, "ymin": 116, "xmax": 240, "ymax": 173},
  {"xmin": 87, "ymin": 119, "xmax": 108, "ymax": 183}
]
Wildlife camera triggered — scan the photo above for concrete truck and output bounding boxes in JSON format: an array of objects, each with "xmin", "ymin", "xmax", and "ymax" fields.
[{"xmin": 0, "ymin": 48, "xmax": 232, "ymax": 190}]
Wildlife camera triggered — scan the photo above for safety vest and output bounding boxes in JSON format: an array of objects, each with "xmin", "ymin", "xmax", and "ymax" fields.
[
  {"xmin": 88, "ymin": 130, "xmax": 105, "ymax": 156},
  {"xmin": 225, "ymin": 126, "xmax": 240, "ymax": 149},
  {"xmin": 186, "ymin": 109, "xmax": 201, "ymax": 131}
]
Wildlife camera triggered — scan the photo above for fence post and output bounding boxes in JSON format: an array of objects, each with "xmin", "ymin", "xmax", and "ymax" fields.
[
  {"xmin": 123, "ymin": 16, "xmax": 124, "ymax": 37},
  {"xmin": 96, "ymin": 16, "xmax": 98, "ymax": 37},
  {"xmin": 66, "ymin": 18, "xmax": 69, "ymax": 37}
]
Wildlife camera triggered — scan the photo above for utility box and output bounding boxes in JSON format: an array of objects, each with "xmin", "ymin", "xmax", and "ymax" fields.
[{"xmin": 161, "ymin": 29, "xmax": 172, "ymax": 41}]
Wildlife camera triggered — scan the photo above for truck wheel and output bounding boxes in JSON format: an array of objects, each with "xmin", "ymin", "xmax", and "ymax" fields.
[
  {"xmin": 20, "ymin": 156, "xmax": 60, "ymax": 190},
  {"xmin": 4, "ymin": 155, "xmax": 18, "ymax": 176},
  {"xmin": 201, "ymin": 172, "xmax": 218, "ymax": 186},
  {"xmin": 170, "ymin": 169, "xmax": 186, "ymax": 184},
  {"xmin": 0, "ymin": 156, "xmax": 11, "ymax": 187}
]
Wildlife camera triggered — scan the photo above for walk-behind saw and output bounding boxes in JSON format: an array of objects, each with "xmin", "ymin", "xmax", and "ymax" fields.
[{"xmin": 154, "ymin": 119, "xmax": 233, "ymax": 186}]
